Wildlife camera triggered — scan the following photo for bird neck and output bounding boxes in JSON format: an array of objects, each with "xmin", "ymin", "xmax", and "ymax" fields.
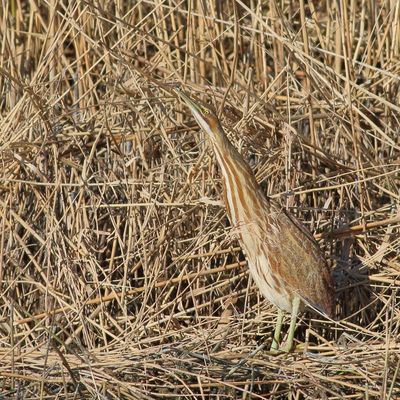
[
  {"xmin": 208, "ymin": 122, "xmax": 256, "ymax": 185},
  {"xmin": 206, "ymin": 123, "xmax": 268, "ymax": 224}
]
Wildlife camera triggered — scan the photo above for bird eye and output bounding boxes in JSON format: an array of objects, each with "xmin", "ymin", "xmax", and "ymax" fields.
[{"xmin": 202, "ymin": 108, "xmax": 209, "ymax": 115}]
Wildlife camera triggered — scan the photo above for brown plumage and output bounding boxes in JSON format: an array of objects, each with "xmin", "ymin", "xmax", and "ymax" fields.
[{"xmin": 176, "ymin": 89, "xmax": 335, "ymax": 352}]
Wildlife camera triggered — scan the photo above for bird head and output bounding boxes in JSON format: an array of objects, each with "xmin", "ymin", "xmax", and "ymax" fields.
[{"xmin": 174, "ymin": 89, "xmax": 220, "ymax": 140}]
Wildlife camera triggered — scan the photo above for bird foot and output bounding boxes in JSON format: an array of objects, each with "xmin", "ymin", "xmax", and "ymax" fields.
[{"xmin": 268, "ymin": 341, "xmax": 294, "ymax": 355}]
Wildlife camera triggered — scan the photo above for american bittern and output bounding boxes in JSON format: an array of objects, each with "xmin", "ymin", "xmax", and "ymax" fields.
[{"xmin": 176, "ymin": 89, "xmax": 335, "ymax": 352}]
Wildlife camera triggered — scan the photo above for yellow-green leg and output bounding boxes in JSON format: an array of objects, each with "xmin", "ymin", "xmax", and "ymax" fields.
[
  {"xmin": 270, "ymin": 308, "xmax": 284, "ymax": 351},
  {"xmin": 279, "ymin": 296, "xmax": 300, "ymax": 353},
  {"xmin": 269, "ymin": 296, "xmax": 300, "ymax": 354}
]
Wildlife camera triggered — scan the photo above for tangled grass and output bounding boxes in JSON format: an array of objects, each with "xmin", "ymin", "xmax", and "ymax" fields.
[{"xmin": 0, "ymin": 1, "xmax": 399, "ymax": 398}]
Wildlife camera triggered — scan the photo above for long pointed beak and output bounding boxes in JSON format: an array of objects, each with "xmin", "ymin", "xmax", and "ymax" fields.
[{"xmin": 174, "ymin": 89, "xmax": 202, "ymax": 114}]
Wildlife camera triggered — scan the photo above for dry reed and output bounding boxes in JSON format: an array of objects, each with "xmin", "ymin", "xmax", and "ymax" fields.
[{"xmin": 0, "ymin": 0, "xmax": 399, "ymax": 398}]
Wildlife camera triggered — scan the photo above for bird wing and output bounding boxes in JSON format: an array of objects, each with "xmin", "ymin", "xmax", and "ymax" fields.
[{"xmin": 261, "ymin": 203, "xmax": 334, "ymax": 316}]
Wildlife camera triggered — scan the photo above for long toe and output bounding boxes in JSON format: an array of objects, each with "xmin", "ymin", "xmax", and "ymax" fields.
[{"xmin": 278, "ymin": 340, "xmax": 295, "ymax": 353}]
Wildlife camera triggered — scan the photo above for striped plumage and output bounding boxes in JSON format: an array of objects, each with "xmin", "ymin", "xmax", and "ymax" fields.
[{"xmin": 176, "ymin": 89, "xmax": 335, "ymax": 351}]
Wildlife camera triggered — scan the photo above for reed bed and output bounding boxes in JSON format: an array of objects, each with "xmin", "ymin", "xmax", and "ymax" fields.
[{"xmin": 0, "ymin": 0, "xmax": 399, "ymax": 398}]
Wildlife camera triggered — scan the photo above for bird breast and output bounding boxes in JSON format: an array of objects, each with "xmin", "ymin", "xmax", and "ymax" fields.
[{"xmin": 238, "ymin": 226, "xmax": 296, "ymax": 313}]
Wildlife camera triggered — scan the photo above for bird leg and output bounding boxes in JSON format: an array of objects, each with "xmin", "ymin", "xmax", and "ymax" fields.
[
  {"xmin": 269, "ymin": 296, "xmax": 300, "ymax": 354},
  {"xmin": 270, "ymin": 308, "xmax": 283, "ymax": 351},
  {"xmin": 279, "ymin": 296, "xmax": 300, "ymax": 353}
]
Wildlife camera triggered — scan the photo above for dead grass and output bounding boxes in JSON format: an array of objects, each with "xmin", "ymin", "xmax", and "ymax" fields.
[{"xmin": 0, "ymin": 0, "xmax": 399, "ymax": 398}]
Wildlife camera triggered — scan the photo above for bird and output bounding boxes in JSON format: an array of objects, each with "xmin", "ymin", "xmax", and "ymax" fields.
[{"xmin": 175, "ymin": 88, "xmax": 335, "ymax": 353}]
